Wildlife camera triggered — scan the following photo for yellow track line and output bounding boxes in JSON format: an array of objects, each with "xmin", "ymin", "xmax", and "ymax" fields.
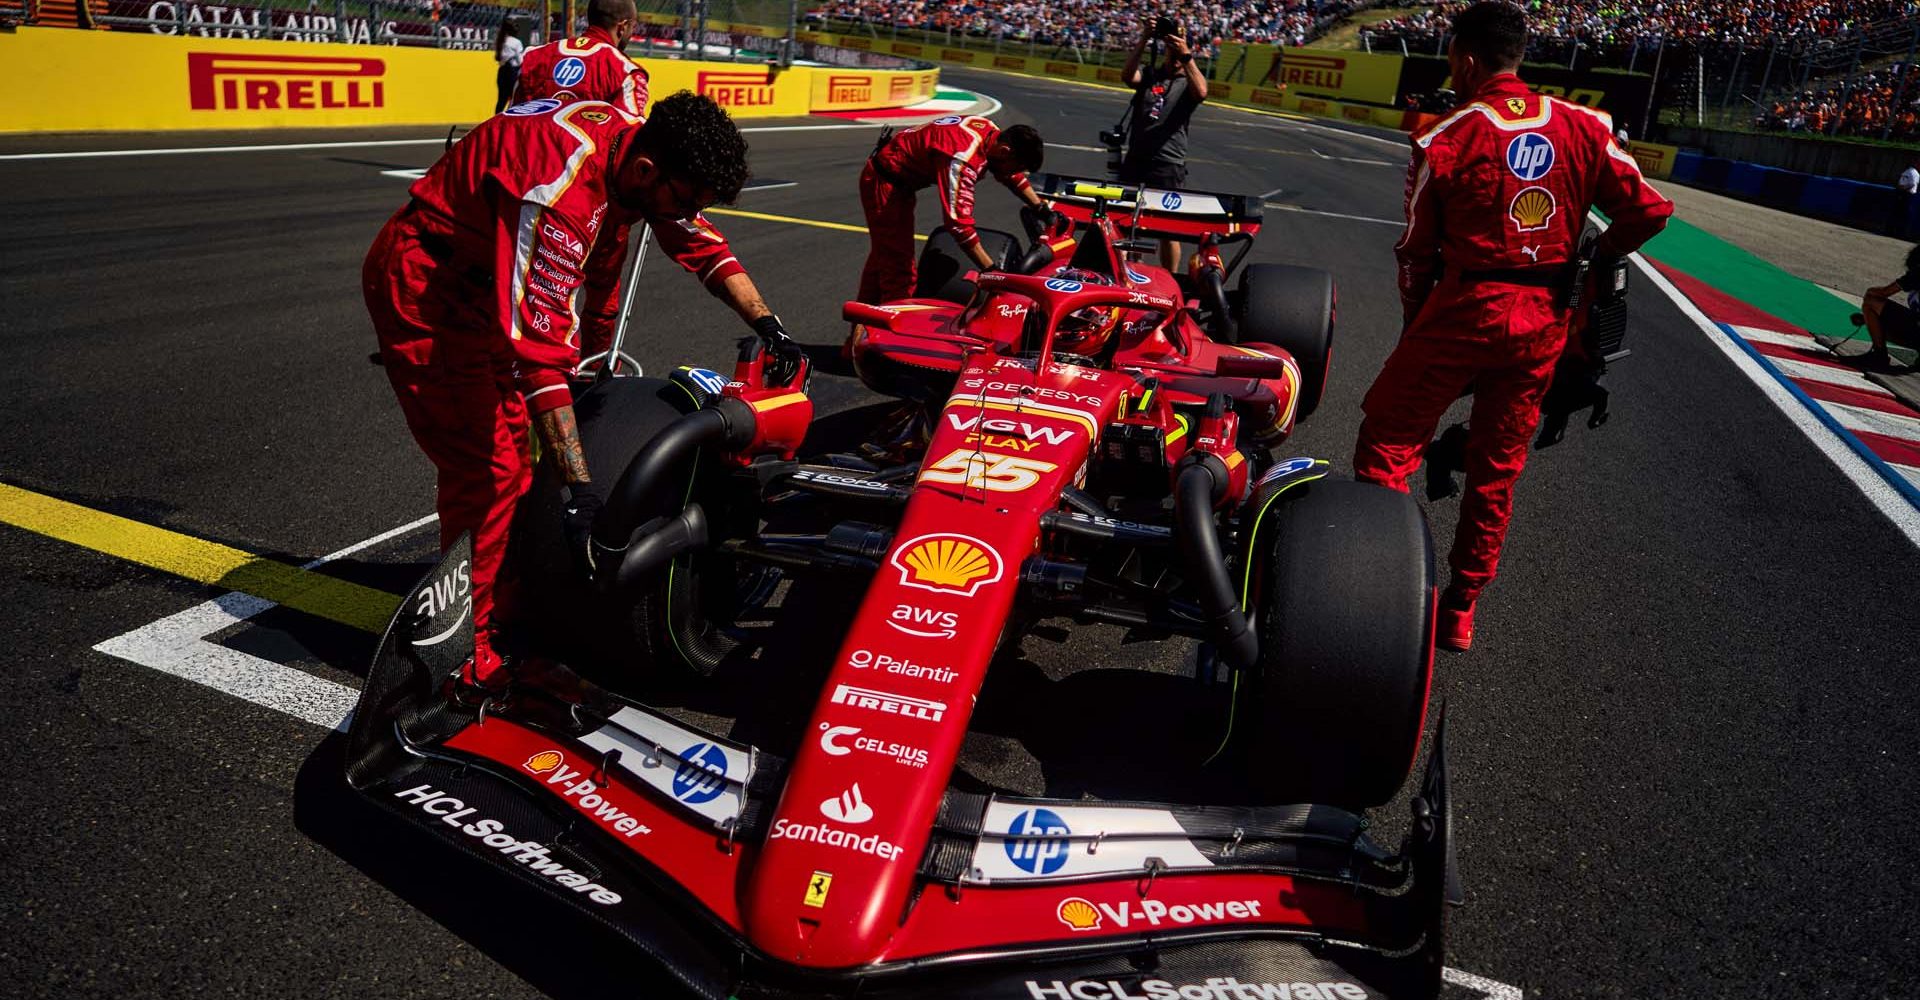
[
  {"xmin": 0, "ymin": 482, "xmax": 399, "ymax": 634},
  {"xmin": 707, "ymin": 207, "xmax": 929, "ymax": 241}
]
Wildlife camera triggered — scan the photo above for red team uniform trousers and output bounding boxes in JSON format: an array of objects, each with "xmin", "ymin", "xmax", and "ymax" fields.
[
  {"xmin": 1354, "ymin": 75, "xmax": 1672, "ymax": 601},
  {"xmin": 362, "ymin": 101, "xmax": 743, "ymax": 671}
]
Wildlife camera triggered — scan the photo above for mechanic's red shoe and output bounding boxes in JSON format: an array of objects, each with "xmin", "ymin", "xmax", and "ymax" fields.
[
  {"xmin": 1437, "ymin": 591, "xmax": 1476, "ymax": 652},
  {"xmin": 453, "ymin": 644, "xmax": 510, "ymax": 695}
]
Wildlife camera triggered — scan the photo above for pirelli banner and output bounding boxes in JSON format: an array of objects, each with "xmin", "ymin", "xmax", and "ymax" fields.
[
  {"xmin": 0, "ymin": 26, "xmax": 938, "ymax": 132},
  {"xmin": 0, "ymin": 26, "xmax": 493, "ymax": 131},
  {"xmin": 1214, "ymin": 45, "xmax": 1404, "ymax": 106}
]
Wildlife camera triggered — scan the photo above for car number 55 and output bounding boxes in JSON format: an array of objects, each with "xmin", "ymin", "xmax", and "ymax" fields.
[{"xmin": 919, "ymin": 449, "xmax": 1057, "ymax": 493}]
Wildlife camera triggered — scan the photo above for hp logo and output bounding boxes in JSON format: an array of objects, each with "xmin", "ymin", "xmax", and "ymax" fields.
[
  {"xmin": 1505, "ymin": 133, "xmax": 1555, "ymax": 181},
  {"xmin": 1043, "ymin": 279, "xmax": 1084, "ymax": 293},
  {"xmin": 672, "ymin": 742, "xmax": 729, "ymax": 804},
  {"xmin": 553, "ymin": 57, "xmax": 588, "ymax": 89},
  {"xmin": 1004, "ymin": 808, "xmax": 1072, "ymax": 875},
  {"xmin": 1159, "ymin": 191, "xmax": 1183, "ymax": 210}
]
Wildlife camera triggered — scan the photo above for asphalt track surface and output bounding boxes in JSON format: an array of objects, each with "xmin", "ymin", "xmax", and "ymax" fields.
[{"xmin": 3, "ymin": 66, "xmax": 1918, "ymax": 998}]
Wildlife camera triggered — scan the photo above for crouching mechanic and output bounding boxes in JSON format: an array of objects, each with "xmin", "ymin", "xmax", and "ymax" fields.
[
  {"xmin": 514, "ymin": 0, "xmax": 648, "ymax": 116},
  {"xmin": 1352, "ymin": 1, "xmax": 1672, "ymax": 651},
  {"xmin": 363, "ymin": 92, "xmax": 799, "ymax": 688},
  {"xmin": 857, "ymin": 116, "xmax": 1050, "ymax": 304}
]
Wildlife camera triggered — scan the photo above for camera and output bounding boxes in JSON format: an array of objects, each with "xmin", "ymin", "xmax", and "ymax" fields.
[
  {"xmin": 1153, "ymin": 13, "xmax": 1180, "ymax": 38},
  {"xmin": 1100, "ymin": 127, "xmax": 1127, "ymax": 177}
]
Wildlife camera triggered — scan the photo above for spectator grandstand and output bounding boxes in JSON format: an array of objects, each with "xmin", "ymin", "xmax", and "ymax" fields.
[
  {"xmin": 813, "ymin": 0, "xmax": 1364, "ymax": 50},
  {"xmin": 1753, "ymin": 62, "xmax": 1920, "ymax": 138}
]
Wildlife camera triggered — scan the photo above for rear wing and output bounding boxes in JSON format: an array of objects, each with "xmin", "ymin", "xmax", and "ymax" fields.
[{"xmin": 1033, "ymin": 172, "xmax": 1265, "ymax": 241}]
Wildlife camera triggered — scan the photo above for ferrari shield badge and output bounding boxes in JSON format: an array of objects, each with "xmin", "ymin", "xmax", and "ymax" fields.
[
  {"xmin": 1506, "ymin": 97, "xmax": 1527, "ymax": 115},
  {"xmin": 803, "ymin": 871, "xmax": 832, "ymax": 908}
]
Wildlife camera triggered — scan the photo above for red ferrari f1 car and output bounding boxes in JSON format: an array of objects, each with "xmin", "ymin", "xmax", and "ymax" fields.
[{"xmin": 346, "ymin": 176, "xmax": 1455, "ymax": 999}]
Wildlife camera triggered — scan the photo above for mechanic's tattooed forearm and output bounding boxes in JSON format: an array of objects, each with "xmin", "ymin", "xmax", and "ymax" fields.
[
  {"xmin": 721, "ymin": 272, "xmax": 772, "ymax": 322},
  {"xmin": 538, "ymin": 405, "xmax": 591, "ymax": 484}
]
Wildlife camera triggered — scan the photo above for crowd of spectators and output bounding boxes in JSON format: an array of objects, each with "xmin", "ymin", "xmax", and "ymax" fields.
[
  {"xmin": 811, "ymin": 0, "xmax": 1365, "ymax": 51},
  {"xmin": 1363, "ymin": 0, "xmax": 1920, "ymax": 60},
  {"xmin": 1754, "ymin": 62, "xmax": 1920, "ymax": 139}
]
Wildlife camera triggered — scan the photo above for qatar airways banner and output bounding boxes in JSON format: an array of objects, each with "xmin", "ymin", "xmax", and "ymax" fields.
[{"xmin": 98, "ymin": 0, "xmax": 503, "ymax": 50}]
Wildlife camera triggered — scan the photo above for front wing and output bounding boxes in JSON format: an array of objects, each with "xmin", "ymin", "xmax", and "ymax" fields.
[{"xmin": 343, "ymin": 539, "xmax": 1455, "ymax": 999}]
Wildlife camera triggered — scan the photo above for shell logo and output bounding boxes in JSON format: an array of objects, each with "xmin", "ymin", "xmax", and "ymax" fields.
[
  {"xmin": 523, "ymin": 750, "xmax": 566, "ymax": 775},
  {"xmin": 891, "ymin": 533, "xmax": 1004, "ymax": 597},
  {"xmin": 1057, "ymin": 897, "xmax": 1102, "ymax": 931},
  {"xmin": 1508, "ymin": 186, "xmax": 1556, "ymax": 233}
]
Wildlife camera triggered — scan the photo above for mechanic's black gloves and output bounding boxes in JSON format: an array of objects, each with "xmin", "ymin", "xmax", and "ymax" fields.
[
  {"xmin": 751, "ymin": 314, "xmax": 804, "ymax": 387},
  {"xmin": 562, "ymin": 487, "xmax": 603, "ymax": 581}
]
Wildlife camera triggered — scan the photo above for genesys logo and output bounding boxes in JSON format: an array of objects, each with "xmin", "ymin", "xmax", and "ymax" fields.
[
  {"xmin": 819, "ymin": 782, "xmax": 874, "ymax": 824},
  {"xmin": 848, "ymin": 648, "xmax": 958, "ymax": 685},
  {"xmin": 818, "ymin": 723, "xmax": 929, "ymax": 768},
  {"xmin": 831, "ymin": 683, "xmax": 947, "ymax": 722},
  {"xmin": 1024, "ymin": 978, "xmax": 1370, "ymax": 1000},
  {"xmin": 1053, "ymin": 895, "xmax": 1266, "ymax": 932},
  {"xmin": 394, "ymin": 784, "xmax": 624, "ymax": 905},
  {"xmin": 887, "ymin": 603, "xmax": 959, "ymax": 639},
  {"xmin": 188, "ymin": 52, "xmax": 384, "ymax": 111}
]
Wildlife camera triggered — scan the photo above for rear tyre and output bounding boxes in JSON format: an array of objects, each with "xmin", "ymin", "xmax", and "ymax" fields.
[
  {"xmin": 1235, "ymin": 264, "xmax": 1335, "ymax": 419},
  {"xmin": 1244, "ymin": 479, "xmax": 1434, "ymax": 808},
  {"xmin": 915, "ymin": 226, "xmax": 1022, "ymax": 303}
]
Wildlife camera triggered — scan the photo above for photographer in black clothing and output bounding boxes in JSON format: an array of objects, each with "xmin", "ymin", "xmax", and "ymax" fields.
[{"xmin": 1120, "ymin": 12, "xmax": 1208, "ymax": 270}]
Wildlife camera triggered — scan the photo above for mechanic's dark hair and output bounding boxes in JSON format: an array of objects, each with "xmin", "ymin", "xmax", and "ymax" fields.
[
  {"xmin": 587, "ymin": 0, "xmax": 636, "ymax": 30},
  {"xmin": 638, "ymin": 91, "xmax": 750, "ymax": 203},
  {"xmin": 999, "ymin": 124, "xmax": 1045, "ymax": 174},
  {"xmin": 1451, "ymin": 2, "xmax": 1527, "ymax": 71}
]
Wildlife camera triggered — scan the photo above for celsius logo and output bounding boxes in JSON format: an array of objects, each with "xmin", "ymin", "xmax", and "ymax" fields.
[
  {"xmin": 1506, "ymin": 132, "xmax": 1555, "ymax": 181},
  {"xmin": 818, "ymin": 724, "xmax": 930, "ymax": 768},
  {"xmin": 820, "ymin": 783, "xmax": 873, "ymax": 824},
  {"xmin": 887, "ymin": 603, "xmax": 959, "ymax": 638},
  {"xmin": 1159, "ymin": 191, "xmax": 1183, "ymax": 210},
  {"xmin": 1004, "ymin": 807, "xmax": 1071, "ymax": 874},
  {"xmin": 672, "ymin": 742, "xmax": 729, "ymax": 804},
  {"xmin": 1044, "ymin": 278, "xmax": 1084, "ymax": 293},
  {"xmin": 552, "ymin": 57, "xmax": 587, "ymax": 88}
]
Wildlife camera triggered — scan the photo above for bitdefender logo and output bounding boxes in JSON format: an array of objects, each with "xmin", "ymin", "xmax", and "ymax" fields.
[{"xmin": 188, "ymin": 52, "xmax": 385, "ymax": 111}]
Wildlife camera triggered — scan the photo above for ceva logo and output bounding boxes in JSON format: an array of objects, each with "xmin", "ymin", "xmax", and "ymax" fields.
[{"xmin": 188, "ymin": 52, "xmax": 385, "ymax": 111}]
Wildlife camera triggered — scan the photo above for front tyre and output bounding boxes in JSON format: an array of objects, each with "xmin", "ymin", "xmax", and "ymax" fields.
[{"xmin": 1244, "ymin": 479, "xmax": 1434, "ymax": 808}]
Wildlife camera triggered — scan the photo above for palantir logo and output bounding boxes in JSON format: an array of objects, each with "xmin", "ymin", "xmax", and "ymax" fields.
[
  {"xmin": 819, "ymin": 783, "xmax": 873, "ymax": 824},
  {"xmin": 553, "ymin": 56, "xmax": 588, "ymax": 88},
  {"xmin": 1505, "ymin": 132, "xmax": 1555, "ymax": 181},
  {"xmin": 672, "ymin": 742, "xmax": 729, "ymax": 804},
  {"xmin": 1004, "ymin": 807, "xmax": 1071, "ymax": 874}
]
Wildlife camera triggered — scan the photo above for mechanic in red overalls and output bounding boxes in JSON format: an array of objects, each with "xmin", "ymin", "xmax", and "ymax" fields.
[
  {"xmin": 363, "ymin": 93, "xmax": 797, "ymax": 688},
  {"xmin": 513, "ymin": 0, "xmax": 649, "ymax": 116},
  {"xmin": 856, "ymin": 116, "xmax": 1050, "ymax": 304},
  {"xmin": 1352, "ymin": 1, "xmax": 1672, "ymax": 651}
]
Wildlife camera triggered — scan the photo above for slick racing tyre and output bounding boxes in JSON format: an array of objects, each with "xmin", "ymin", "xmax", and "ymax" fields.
[
  {"xmin": 1235, "ymin": 264, "xmax": 1335, "ymax": 419},
  {"xmin": 505, "ymin": 375, "xmax": 701, "ymax": 669},
  {"xmin": 1245, "ymin": 479, "xmax": 1434, "ymax": 809},
  {"xmin": 915, "ymin": 226, "xmax": 1021, "ymax": 303}
]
